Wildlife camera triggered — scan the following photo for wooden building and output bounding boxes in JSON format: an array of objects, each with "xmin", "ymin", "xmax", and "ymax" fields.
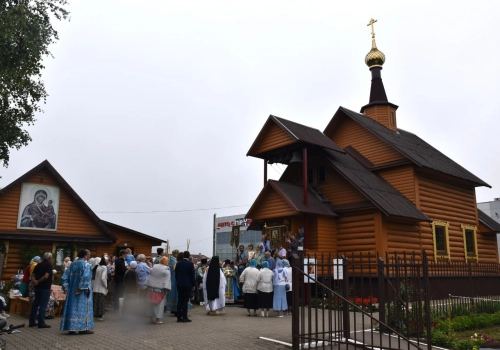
[
  {"xmin": 245, "ymin": 27, "xmax": 500, "ymax": 263},
  {"xmin": 0, "ymin": 160, "xmax": 165, "ymax": 280}
]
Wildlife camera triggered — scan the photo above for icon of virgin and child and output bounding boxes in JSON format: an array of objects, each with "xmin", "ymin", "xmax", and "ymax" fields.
[{"xmin": 19, "ymin": 189, "xmax": 57, "ymax": 229}]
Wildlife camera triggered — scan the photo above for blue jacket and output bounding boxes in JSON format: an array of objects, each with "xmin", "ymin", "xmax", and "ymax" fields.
[{"xmin": 175, "ymin": 259, "xmax": 196, "ymax": 287}]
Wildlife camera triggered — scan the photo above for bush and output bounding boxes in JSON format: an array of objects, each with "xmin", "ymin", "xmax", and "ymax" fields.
[
  {"xmin": 431, "ymin": 312, "xmax": 500, "ymax": 348},
  {"xmin": 431, "ymin": 329, "xmax": 454, "ymax": 348}
]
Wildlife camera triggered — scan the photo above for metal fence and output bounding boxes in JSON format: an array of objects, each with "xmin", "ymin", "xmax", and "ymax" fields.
[{"xmin": 291, "ymin": 250, "xmax": 500, "ymax": 350}]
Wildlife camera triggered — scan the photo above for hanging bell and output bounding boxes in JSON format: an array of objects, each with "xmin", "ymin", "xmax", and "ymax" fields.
[{"xmin": 289, "ymin": 151, "xmax": 303, "ymax": 163}]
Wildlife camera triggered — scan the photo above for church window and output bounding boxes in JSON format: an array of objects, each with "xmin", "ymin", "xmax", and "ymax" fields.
[
  {"xmin": 461, "ymin": 224, "xmax": 478, "ymax": 261},
  {"xmin": 431, "ymin": 220, "xmax": 450, "ymax": 261}
]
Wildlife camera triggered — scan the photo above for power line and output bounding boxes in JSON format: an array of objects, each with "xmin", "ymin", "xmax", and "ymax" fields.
[
  {"xmin": 171, "ymin": 235, "xmax": 213, "ymax": 249},
  {"xmin": 95, "ymin": 204, "xmax": 250, "ymax": 214}
]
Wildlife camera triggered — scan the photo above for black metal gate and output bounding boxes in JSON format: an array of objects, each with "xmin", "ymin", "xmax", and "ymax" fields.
[{"xmin": 291, "ymin": 251, "xmax": 432, "ymax": 350}]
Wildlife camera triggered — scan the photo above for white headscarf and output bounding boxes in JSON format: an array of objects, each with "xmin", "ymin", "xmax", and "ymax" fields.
[{"xmin": 91, "ymin": 257, "xmax": 101, "ymax": 269}]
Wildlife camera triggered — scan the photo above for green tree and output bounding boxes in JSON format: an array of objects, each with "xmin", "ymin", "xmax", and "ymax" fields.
[{"xmin": 0, "ymin": 0, "xmax": 69, "ymax": 167}]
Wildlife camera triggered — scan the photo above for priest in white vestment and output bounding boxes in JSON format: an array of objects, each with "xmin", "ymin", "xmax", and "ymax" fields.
[{"xmin": 203, "ymin": 256, "xmax": 226, "ymax": 316}]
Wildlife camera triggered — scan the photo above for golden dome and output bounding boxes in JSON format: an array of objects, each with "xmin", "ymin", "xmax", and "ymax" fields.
[
  {"xmin": 365, "ymin": 18, "xmax": 385, "ymax": 68},
  {"xmin": 365, "ymin": 39, "xmax": 385, "ymax": 68}
]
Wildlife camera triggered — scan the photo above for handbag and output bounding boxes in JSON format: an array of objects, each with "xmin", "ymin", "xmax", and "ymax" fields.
[
  {"xmin": 147, "ymin": 290, "xmax": 164, "ymax": 305},
  {"xmin": 285, "ymin": 284, "xmax": 290, "ymax": 291}
]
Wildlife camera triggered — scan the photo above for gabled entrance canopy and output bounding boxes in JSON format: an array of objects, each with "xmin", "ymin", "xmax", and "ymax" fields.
[
  {"xmin": 246, "ymin": 180, "xmax": 337, "ymax": 221},
  {"xmin": 247, "ymin": 115, "xmax": 344, "ymax": 161}
]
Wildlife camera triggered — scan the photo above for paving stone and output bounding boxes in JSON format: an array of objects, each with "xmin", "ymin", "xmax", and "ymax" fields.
[{"xmin": 2, "ymin": 304, "xmax": 291, "ymax": 350}]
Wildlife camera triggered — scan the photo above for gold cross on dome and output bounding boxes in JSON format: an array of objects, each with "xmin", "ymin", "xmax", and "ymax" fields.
[{"xmin": 367, "ymin": 18, "xmax": 377, "ymax": 38}]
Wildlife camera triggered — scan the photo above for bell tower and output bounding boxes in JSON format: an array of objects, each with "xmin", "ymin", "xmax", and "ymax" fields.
[{"xmin": 360, "ymin": 18, "xmax": 399, "ymax": 131}]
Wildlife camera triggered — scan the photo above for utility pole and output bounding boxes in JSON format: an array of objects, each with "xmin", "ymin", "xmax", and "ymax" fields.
[{"xmin": 212, "ymin": 213, "xmax": 216, "ymax": 257}]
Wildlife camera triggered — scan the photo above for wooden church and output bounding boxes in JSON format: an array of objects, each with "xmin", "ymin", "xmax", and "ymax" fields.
[
  {"xmin": 0, "ymin": 160, "xmax": 165, "ymax": 280},
  {"xmin": 246, "ymin": 21, "xmax": 500, "ymax": 263}
]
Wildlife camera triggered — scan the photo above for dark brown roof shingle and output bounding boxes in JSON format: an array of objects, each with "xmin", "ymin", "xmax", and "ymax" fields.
[
  {"xmin": 336, "ymin": 107, "xmax": 490, "ymax": 187},
  {"xmin": 271, "ymin": 116, "xmax": 344, "ymax": 154},
  {"xmin": 246, "ymin": 180, "xmax": 337, "ymax": 219},
  {"xmin": 323, "ymin": 149, "xmax": 431, "ymax": 221},
  {"xmin": 478, "ymin": 209, "xmax": 500, "ymax": 233}
]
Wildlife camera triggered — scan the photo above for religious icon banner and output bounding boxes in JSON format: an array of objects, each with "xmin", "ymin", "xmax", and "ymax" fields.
[{"xmin": 17, "ymin": 183, "xmax": 60, "ymax": 231}]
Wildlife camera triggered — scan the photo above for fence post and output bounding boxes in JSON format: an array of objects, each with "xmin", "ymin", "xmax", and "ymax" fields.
[
  {"xmin": 292, "ymin": 253, "xmax": 300, "ymax": 350},
  {"xmin": 422, "ymin": 251, "xmax": 432, "ymax": 350},
  {"xmin": 342, "ymin": 255, "xmax": 350, "ymax": 341},
  {"xmin": 468, "ymin": 259, "xmax": 474, "ymax": 312},
  {"xmin": 378, "ymin": 256, "xmax": 386, "ymax": 331}
]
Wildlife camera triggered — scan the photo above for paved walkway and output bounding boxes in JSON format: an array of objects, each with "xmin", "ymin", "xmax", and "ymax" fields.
[{"xmin": 1, "ymin": 304, "xmax": 292, "ymax": 350}]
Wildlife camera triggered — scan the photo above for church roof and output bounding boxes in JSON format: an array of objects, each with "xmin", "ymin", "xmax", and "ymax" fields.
[
  {"xmin": 102, "ymin": 220, "xmax": 166, "ymax": 244},
  {"xmin": 271, "ymin": 116, "xmax": 344, "ymax": 153},
  {"xmin": 269, "ymin": 180, "xmax": 337, "ymax": 216},
  {"xmin": 478, "ymin": 209, "xmax": 500, "ymax": 233},
  {"xmin": 0, "ymin": 160, "xmax": 117, "ymax": 241},
  {"xmin": 245, "ymin": 180, "xmax": 337, "ymax": 219},
  {"xmin": 323, "ymin": 149, "xmax": 431, "ymax": 221},
  {"xmin": 326, "ymin": 107, "xmax": 490, "ymax": 187},
  {"xmin": 247, "ymin": 115, "xmax": 344, "ymax": 157}
]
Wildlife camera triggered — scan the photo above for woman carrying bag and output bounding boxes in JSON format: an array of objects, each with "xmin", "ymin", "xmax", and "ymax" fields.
[{"xmin": 145, "ymin": 256, "xmax": 171, "ymax": 325}]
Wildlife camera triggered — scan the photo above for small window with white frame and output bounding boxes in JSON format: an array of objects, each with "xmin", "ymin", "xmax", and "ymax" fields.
[
  {"xmin": 431, "ymin": 220, "xmax": 450, "ymax": 261},
  {"xmin": 461, "ymin": 224, "xmax": 478, "ymax": 262}
]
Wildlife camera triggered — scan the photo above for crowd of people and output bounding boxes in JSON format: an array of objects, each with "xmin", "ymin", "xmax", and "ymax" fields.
[
  {"xmin": 19, "ymin": 247, "xmax": 197, "ymax": 334},
  {"xmin": 200, "ymin": 232, "xmax": 299, "ymax": 318},
  {"xmin": 17, "ymin": 232, "xmax": 301, "ymax": 334}
]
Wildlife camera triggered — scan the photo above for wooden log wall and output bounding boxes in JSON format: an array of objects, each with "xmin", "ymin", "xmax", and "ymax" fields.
[
  {"xmin": 329, "ymin": 117, "xmax": 403, "ymax": 165},
  {"xmin": 307, "ymin": 217, "xmax": 319, "ymax": 251},
  {"xmin": 250, "ymin": 190, "xmax": 296, "ymax": 221},
  {"xmin": 316, "ymin": 168, "xmax": 367, "ymax": 205},
  {"xmin": 251, "ymin": 123, "xmax": 295, "ymax": 155},
  {"xmin": 317, "ymin": 215, "xmax": 337, "ymax": 254},
  {"xmin": 476, "ymin": 230, "xmax": 499, "ymax": 263},
  {"xmin": 378, "ymin": 165, "xmax": 416, "ymax": 203},
  {"xmin": 363, "ymin": 105, "xmax": 398, "ymax": 132},
  {"xmin": 336, "ymin": 212, "xmax": 376, "ymax": 255},
  {"xmin": 0, "ymin": 169, "xmax": 102, "ymax": 235},
  {"xmin": 417, "ymin": 174, "xmax": 497, "ymax": 262},
  {"xmin": 386, "ymin": 220, "xmax": 422, "ymax": 254},
  {"xmin": 2, "ymin": 241, "xmax": 53, "ymax": 279},
  {"xmin": 290, "ymin": 216, "xmax": 304, "ymax": 235}
]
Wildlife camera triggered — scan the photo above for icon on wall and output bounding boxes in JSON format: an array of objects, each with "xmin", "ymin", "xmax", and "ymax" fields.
[{"xmin": 17, "ymin": 183, "xmax": 60, "ymax": 230}]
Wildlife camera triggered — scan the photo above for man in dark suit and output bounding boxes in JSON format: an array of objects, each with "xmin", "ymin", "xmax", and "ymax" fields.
[{"xmin": 175, "ymin": 251, "xmax": 196, "ymax": 323}]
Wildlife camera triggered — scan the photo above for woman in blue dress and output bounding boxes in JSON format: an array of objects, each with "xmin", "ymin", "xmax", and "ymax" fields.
[{"xmin": 165, "ymin": 251, "xmax": 192, "ymax": 314}]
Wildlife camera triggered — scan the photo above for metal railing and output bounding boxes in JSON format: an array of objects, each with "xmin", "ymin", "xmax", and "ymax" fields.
[{"xmin": 291, "ymin": 252, "xmax": 432, "ymax": 350}]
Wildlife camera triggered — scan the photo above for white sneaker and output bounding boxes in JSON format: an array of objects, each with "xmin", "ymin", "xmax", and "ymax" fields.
[{"xmin": 1, "ymin": 312, "xmax": 9, "ymax": 318}]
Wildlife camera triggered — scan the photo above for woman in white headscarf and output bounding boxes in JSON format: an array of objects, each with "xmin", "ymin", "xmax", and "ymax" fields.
[
  {"xmin": 92, "ymin": 256, "xmax": 108, "ymax": 320},
  {"xmin": 272, "ymin": 259, "xmax": 288, "ymax": 317},
  {"xmin": 282, "ymin": 259, "xmax": 292, "ymax": 315},
  {"xmin": 256, "ymin": 261, "xmax": 274, "ymax": 317}
]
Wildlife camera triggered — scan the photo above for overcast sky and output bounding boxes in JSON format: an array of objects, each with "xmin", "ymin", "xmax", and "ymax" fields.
[{"xmin": 1, "ymin": 1, "xmax": 499, "ymax": 256}]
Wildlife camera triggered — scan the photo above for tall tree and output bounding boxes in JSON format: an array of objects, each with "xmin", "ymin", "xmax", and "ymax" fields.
[{"xmin": 0, "ymin": 0, "xmax": 69, "ymax": 167}]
